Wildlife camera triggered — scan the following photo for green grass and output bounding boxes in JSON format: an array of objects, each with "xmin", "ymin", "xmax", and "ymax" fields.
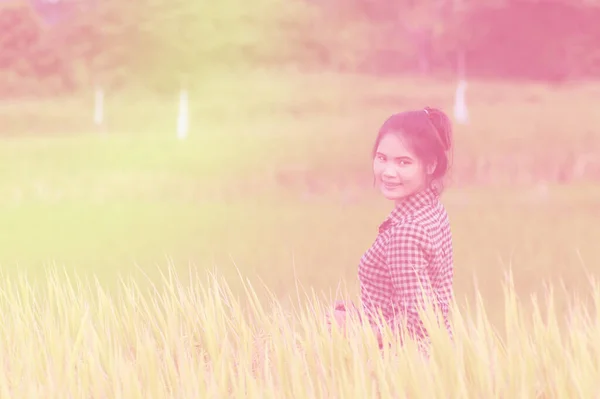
[
  {"xmin": 1, "ymin": 71, "xmax": 600, "ymax": 328},
  {"xmin": 2, "ymin": 71, "xmax": 600, "ymax": 395}
]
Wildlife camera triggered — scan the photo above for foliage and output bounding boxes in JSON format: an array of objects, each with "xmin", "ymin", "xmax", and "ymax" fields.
[{"xmin": 1, "ymin": 0, "xmax": 600, "ymax": 94}]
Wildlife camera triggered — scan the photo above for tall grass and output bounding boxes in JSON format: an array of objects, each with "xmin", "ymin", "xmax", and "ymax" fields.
[{"xmin": 1, "ymin": 265, "xmax": 599, "ymax": 397}]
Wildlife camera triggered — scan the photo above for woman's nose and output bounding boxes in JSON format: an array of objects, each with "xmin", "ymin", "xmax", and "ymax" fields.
[{"xmin": 382, "ymin": 164, "xmax": 397, "ymax": 177}]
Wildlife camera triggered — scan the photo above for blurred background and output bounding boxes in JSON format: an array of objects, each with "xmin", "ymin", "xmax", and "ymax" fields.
[{"xmin": 1, "ymin": 0, "xmax": 600, "ymax": 325}]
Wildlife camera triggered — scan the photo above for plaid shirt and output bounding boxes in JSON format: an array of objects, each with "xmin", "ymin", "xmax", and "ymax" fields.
[{"xmin": 358, "ymin": 186, "xmax": 454, "ymax": 344}]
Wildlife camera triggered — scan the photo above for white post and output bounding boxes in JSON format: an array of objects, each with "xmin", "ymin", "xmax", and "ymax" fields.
[
  {"xmin": 94, "ymin": 86, "xmax": 104, "ymax": 127},
  {"xmin": 453, "ymin": 49, "xmax": 469, "ymax": 125},
  {"xmin": 177, "ymin": 88, "xmax": 189, "ymax": 140},
  {"xmin": 453, "ymin": 79, "xmax": 469, "ymax": 125}
]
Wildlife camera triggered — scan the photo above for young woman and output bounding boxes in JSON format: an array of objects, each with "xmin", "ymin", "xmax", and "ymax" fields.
[{"xmin": 331, "ymin": 107, "xmax": 455, "ymax": 351}]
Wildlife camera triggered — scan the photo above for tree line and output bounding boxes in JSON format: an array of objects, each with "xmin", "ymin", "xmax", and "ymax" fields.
[{"xmin": 1, "ymin": 0, "xmax": 599, "ymax": 96}]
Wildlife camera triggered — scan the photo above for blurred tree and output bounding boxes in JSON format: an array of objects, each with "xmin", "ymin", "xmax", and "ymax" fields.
[{"xmin": 1, "ymin": 0, "xmax": 600, "ymax": 96}]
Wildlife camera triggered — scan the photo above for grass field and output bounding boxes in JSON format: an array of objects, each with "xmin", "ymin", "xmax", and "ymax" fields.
[{"xmin": 2, "ymin": 71, "xmax": 600, "ymax": 396}]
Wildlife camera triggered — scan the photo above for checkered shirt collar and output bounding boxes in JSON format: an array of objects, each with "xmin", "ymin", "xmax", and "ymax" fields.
[{"xmin": 378, "ymin": 186, "xmax": 440, "ymax": 233}]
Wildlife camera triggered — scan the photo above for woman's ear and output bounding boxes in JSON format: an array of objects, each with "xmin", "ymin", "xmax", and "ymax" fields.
[{"xmin": 426, "ymin": 159, "xmax": 437, "ymax": 175}]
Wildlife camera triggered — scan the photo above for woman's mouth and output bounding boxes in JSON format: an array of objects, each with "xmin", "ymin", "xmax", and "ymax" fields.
[{"xmin": 383, "ymin": 182, "xmax": 402, "ymax": 190}]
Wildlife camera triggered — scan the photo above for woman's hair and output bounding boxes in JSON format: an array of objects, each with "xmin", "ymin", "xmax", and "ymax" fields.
[{"xmin": 372, "ymin": 107, "xmax": 453, "ymax": 191}]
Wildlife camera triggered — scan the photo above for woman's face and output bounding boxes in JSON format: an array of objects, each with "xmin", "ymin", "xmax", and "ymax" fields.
[{"xmin": 373, "ymin": 132, "xmax": 432, "ymax": 204}]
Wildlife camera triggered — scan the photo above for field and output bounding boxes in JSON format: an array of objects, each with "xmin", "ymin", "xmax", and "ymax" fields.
[{"xmin": 2, "ymin": 70, "xmax": 600, "ymax": 396}]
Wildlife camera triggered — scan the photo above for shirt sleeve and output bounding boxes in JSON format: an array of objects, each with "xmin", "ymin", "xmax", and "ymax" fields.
[
  {"xmin": 359, "ymin": 237, "xmax": 389, "ymax": 325},
  {"xmin": 386, "ymin": 222, "xmax": 434, "ymax": 339}
]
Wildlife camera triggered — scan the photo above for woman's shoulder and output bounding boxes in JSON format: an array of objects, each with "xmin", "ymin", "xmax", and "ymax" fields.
[
  {"xmin": 388, "ymin": 217, "xmax": 432, "ymax": 248},
  {"xmin": 389, "ymin": 203, "xmax": 449, "ymax": 243}
]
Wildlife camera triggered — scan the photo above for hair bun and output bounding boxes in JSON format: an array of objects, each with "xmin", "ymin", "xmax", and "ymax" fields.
[{"xmin": 424, "ymin": 106, "xmax": 452, "ymax": 151}]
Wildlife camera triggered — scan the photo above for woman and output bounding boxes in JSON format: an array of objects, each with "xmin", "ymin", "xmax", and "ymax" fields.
[{"xmin": 331, "ymin": 107, "xmax": 455, "ymax": 351}]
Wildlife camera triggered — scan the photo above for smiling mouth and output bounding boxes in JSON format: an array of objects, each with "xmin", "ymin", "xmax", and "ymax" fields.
[{"xmin": 383, "ymin": 182, "xmax": 402, "ymax": 189}]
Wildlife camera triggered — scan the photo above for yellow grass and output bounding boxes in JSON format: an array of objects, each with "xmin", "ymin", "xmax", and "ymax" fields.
[{"xmin": 0, "ymin": 265, "xmax": 598, "ymax": 397}]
